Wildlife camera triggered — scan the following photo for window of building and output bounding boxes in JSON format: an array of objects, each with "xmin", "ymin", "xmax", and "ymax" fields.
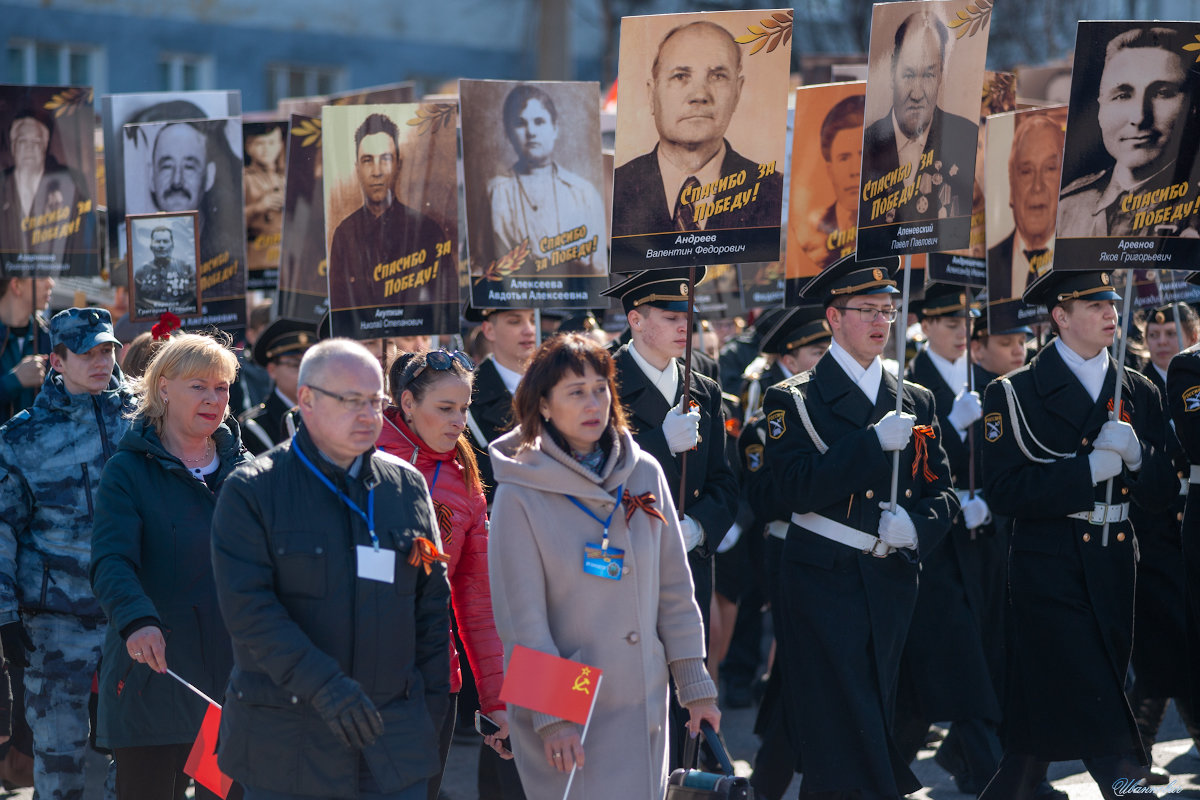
[
  {"xmin": 5, "ymin": 39, "xmax": 104, "ymax": 92},
  {"xmin": 157, "ymin": 53, "xmax": 214, "ymax": 92},
  {"xmin": 266, "ymin": 64, "xmax": 345, "ymax": 108}
]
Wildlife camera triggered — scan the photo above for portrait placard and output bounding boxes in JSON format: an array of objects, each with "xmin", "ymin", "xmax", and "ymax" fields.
[
  {"xmin": 0, "ymin": 84, "xmax": 99, "ymax": 277},
  {"xmin": 785, "ymin": 82, "xmax": 867, "ymax": 284},
  {"xmin": 123, "ymin": 116, "xmax": 247, "ymax": 330},
  {"xmin": 322, "ymin": 103, "xmax": 460, "ymax": 338},
  {"xmin": 610, "ymin": 9, "xmax": 791, "ymax": 271},
  {"xmin": 1130, "ymin": 269, "xmax": 1200, "ymax": 310},
  {"xmin": 243, "ymin": 120, "xmax": 287, "ymax": 290},
  {"xmin": 855, "ymin": 0, "xmax": 992, "ymax": 258},
  {"xmin": 101, "ymin": 90, "xmax": 241, "ymax": 276},
  {"xmin": 739, "ymin": 261, "xmax": 785, "ymax": 308},
  {"xmin": 276, "ymin": 115, "xmax": 328, "ymax": 324},
  {"xmin": 1053, "ymin": 21, "xmax": 1200, "ymax": 271},
  {"xmin": 983, "ymin": 107, "xmax": 1061, "ymax": 333},
  {"xmin": 126, "ymin": 211, "xmax": 201, "ymax": 322},
  {"xmin": 926, "ymin": 71, "xmax": 1016, "ymax": 287},
  {"xmin": 460, "ymin": 79, "xmax": 607, "ymax": 311},
  {"xmin": 693, "ymin": 264, "xmax": 744, "ymax": 318}
]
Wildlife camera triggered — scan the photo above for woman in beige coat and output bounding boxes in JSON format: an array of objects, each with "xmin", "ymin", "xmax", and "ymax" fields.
[{"xmin": 488, "ymin": 333, "xmax": 720, "ymax": 800}]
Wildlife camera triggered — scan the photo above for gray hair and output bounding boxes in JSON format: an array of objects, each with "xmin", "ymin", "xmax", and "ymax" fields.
[{"xmin": 298, "ymin": 338, "xmax": 382, "ymax": 390}]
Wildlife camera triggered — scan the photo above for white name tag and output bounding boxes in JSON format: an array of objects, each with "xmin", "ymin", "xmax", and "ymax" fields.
[{"xmin": 356, "ymin": 546, "xmax": 395, "ymax": 583}]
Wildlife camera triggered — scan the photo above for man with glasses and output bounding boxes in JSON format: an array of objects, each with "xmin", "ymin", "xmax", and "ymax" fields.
[
  {"xmin": 213, "ymin": 337, "xmax": 450, "ymax": 800},
  {"xmin": 760, "ymin": 255, "xmax": 958, "ymax": 799},
  {"xmin": 240, "ymin": 318, "xmax": 318, "ymax": 455}
]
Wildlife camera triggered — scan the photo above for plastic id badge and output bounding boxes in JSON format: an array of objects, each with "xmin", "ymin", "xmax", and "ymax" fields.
[{"xmin": 583, "ymin": 543, "xmax": 624, "ymax": 581}]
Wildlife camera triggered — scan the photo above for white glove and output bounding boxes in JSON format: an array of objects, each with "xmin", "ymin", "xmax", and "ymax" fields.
[
  {"xmin": 947, "ymin": 390, "xmax": 983, "ymax": 432},
  {"xmin": 715, "ymin": 522, "xmax": 741, "ymax": 554},
  {"xmin": 680, "ymin": 515, "xmax": 705, "ymax": 551},
  {"xmin": 873, "ymin": 410, "xmax": 916, "ymax": 452},
  {"xmin": 961, "ymin": 496, "xmax": 991, "ymax": 529},
  {"xmin": 1088, "ymin": 449, "xmax": 1123, "ymax": 485},
  {"xmin": 877, "ymin": 503, "xmax": 918, "ymax": 549},
  {"xmin": 1093, "ymin": 420, "xmax": 1142, "ymax": 471},
  {"xmin": 662, "ymin": 399, "xmax": 701, "ymax": 454}
]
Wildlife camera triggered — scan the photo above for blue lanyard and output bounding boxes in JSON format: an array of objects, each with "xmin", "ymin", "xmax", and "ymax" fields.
[
  {"xmin": 292, "ymin": 437, "xmax": 379, "ymax": 551},
  {"xmin": 565, "ymin": 483, "xmax": 623, "ymax": 553},
  {"xmin": 429, "ymin": 460, "xmax": 441, "ymax": 492}
]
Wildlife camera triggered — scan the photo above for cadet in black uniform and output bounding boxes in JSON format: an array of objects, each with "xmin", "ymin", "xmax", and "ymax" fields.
[
  {"xmin": 894, "ymin": 284, "xmax": 1003, "ymax": 793},
  {"xmin": 1138, "ymin": 304, "xmax": 1200, "ymax": 771},
  {"xmin": 1166, "ymin": 332, "xmax": 1200, "ymax": 764},
  {"xmin": 238, "ymin": 318, "xmax": 316, "ymax": 455},
  {"xmin": 979, "ymin": 271, "xmax": 1175, "ymax": 800},
  {"xmin": 741, "ymin": 305, "xmax": 832, "ymax": 800},
  {"xmin": 602, "ymin": 267, "xmax": 739, "ymax": 768},
  {"xmin": 462, "ymin": 304, "xmax": 538, "ymax": 503},
  {"xmin": 762, "ymin": 255, "xmax": 958, "ymax": 799}
]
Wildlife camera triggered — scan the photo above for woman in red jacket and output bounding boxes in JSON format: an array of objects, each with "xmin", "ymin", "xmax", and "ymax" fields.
[{"xmin": 378, "ymin": 349, "xmax": 510, "ymax": 799}]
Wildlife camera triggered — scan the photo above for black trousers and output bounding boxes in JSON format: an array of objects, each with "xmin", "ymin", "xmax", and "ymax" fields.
[
  {"xmin": 978, "ymin": 752, "xmax": 1144, "ymax": 800},
  {"xmin": 427, "ymin": 692, "xmax": 458, "ymax": 800},
  {"xmin": 114, "ymin": 743, "xmax": 243, "ymax": 800}
]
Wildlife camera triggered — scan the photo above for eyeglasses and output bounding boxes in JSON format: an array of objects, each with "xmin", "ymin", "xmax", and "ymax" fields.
[
  {"xmin": 411, "ymin": 349, "xmax": 474, "ymax": 380},
  {"xmin": 837, "ymin": 306, "xmax": 898, "ymax": 323},
  {"xmin": 306, "ymin": 385, "xmax": 387, "ymax": 415}
]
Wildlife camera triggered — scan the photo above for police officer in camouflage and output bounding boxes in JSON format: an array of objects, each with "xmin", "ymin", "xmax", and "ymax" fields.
[{"xmin": 0, "ymin": 307, "xmax": 131, "ymax": 800}]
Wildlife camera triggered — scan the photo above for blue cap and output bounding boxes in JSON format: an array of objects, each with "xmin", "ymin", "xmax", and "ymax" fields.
[{"xmin": 49, "ymin": 307, "xmax": 122, "ymax": 354}]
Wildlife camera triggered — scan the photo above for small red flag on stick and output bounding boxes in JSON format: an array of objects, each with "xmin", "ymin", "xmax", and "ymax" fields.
[
  {"xmin": 167, "ymin": 668, "xmax": 233, "ymax": 799},
  {"xmin": 500, "ymin": 645, "xmax": 602, "ymax": 726}
]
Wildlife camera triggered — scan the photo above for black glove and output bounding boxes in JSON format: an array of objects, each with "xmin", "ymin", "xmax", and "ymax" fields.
[
  {"xmin": 311, "ymin": 674, "xmax": 384, "ymax": 750},
  {"xmin": 0, "ymin": 621, "xmax": 35, "ymax": 669}
]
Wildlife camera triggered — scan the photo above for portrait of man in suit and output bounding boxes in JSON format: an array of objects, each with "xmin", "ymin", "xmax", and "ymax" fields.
[
  {"xmin": 988, "ymin": 112, "xmax": 1063, "ymax": 301},
  {"xmin": 859, "ymin": 9, "xmax": 979, "ymax": 229},
  {"xmin": 611, "ymin": 19, "xmax": 783, "ymax": 237}
]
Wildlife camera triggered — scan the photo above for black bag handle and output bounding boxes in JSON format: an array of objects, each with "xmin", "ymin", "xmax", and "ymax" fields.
[{"xmin": 680, "ymin": 720, "xmax": 735, "ymax": 777}]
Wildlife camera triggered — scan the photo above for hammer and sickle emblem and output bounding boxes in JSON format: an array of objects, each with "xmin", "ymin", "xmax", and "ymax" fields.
[{"xmin": 572, "ymin": 667, "xmax": 592, "ymax": 695}]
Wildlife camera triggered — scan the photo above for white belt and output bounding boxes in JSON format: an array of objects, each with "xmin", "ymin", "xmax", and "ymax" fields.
[
  {"xmin": 766, "ymin": 520, "xmax": 789, "ymax": 540},
  {"xmin": 791, "ymin": 512, "xmax": 895, "ymax": 558},
  {"xmin": 1066, "ymin": 502, "xmax": 1130, "ymax": 525},
  {"xmin": 1189, "ymin": 465, "xmax": 1200, "ymax": 485}
]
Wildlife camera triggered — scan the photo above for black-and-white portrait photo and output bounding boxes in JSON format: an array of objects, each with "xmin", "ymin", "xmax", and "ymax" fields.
[
  {"xmin": 461, "ymin": 79, "xmax": 607, "ymax": 280},
  {"xmin": 126, "ymin": 211, "xmax": 200, "ymax": 321},
  {"xmin": 123, "ymin": 116, "xmax": 246, "ymax": 303}
]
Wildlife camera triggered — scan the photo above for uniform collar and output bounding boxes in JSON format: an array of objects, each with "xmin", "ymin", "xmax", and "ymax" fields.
[
  {"xmin": 628, "ymin": 340, "xmax": 679, "ymax": 405},
  {"xmin": 925, "ymin": 347, "xmax": 967, "ymax": 393},
  {"xmin": 1053, "ymin": 337, "xmax": 1109, "ymax": 402},
  {"xmin": 828, "ymin": 338, "xmax": 882, "ymax": 403}
]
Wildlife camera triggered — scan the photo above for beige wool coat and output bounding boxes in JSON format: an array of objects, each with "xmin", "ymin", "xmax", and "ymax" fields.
[{"xmin": 488, "ymin": 426, "xmax": 714, "ymax": 800}]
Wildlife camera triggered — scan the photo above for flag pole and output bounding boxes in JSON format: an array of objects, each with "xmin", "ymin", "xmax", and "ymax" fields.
[
  {"xmin": 678, "ymin": 266, "xmax": 697, "ymax": 518},
  {"xmin": 965, "ymin": 287, "xmax": 978, "ymax": 540},
  {"xmin": 166, "ymin": 668, "xmax": 220, "ymax": 708},
  {"xmin": 561, "ymin": 673, "xmax": 602, "ymax": 800},
  {"xmin": 1101, "ymin": 282, "xmax": 1135, "ymax": 548},
  {"xmin": 889, "ymin": 254, "xmax": 913, "ymax": 513}
]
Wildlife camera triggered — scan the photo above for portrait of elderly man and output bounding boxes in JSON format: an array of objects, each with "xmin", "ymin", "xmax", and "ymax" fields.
[
  {"xmin": 0, "ymin": 107, "xmax": 91, "ymax": 269},
  {"xmin": 483, "ymin": 84, "xmax": 607, "ymax": 276},
  {"xmin": 799, "ymin": 93, "xmax": 865, "ymax": 270},
  {"xmin": 860, "ymin": 9, "xmax": 978, "ymax": 225},
  {"xmin": 1058, "ymin": 25, "xmax": 1200, "ymax": 238},
  {"xmin": 989, "ymin": 113, "xmax": 1064, "ymax": 300},
  {"xmin": 611, "ymin": 20, "xmax": 784, "ymax": 235},
  {"xmin": 327, "ymin": 112, "xmax": 449, "ymax": 310},
  {"xmin": 132, "ymin": 224, "xmax": 197, "ymax": 318}
]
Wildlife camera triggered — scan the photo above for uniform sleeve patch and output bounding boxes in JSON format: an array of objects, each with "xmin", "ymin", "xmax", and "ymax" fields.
[
  {"xmin": 767, "ymin": 409, "xmax": 786, "ymax": 439},
  {"xmin": 984, "ymin": 412, "xmax": 1003, "ymax": 441},
  {"xmin": 1184, "ymin": 386, "xmax": 1200, "ymax": 412},
  {"xmin": 745, "ymin": 444, "xmax": 764, "ymax": 471}
]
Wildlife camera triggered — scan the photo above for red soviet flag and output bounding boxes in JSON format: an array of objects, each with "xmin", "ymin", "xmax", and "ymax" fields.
[
  {"xmin": 184, "ymin": 702, "xmax": 233, "ymax": 799},
  {"xmin": 500, "ymin": 645, "xmax": 602, "ymax": 726}
]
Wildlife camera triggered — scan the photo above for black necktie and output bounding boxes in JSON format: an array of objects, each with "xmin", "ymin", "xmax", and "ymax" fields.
[
  {"xmin": 674, "ymin": 176, "xmax": 701, "ymax": 232},
  {"xmin": 1024, "ymin": 248, "xmax": 1050, "ymax": 282}
]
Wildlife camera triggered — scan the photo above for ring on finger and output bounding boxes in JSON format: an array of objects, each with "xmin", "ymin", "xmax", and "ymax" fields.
[{"xmin": 553, "ymin": 751, "xmax": 562, "ymax": 758}]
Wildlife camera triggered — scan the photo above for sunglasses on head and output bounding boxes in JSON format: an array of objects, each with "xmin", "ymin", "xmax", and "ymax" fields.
[{"xmin": 411, "ymin": 349, "xmax": 474, "ymax": 379}]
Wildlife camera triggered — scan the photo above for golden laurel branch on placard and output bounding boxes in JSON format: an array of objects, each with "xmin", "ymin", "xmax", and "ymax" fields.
[
  {"xmin": 43, "ymin": 88, "xmax": 93, "ymax": 119},
  {"xmin": 292, "ymin": 118, "xmax": 322, "ymax": 147},
  {"xmin": 948, "ymin": 0, "xmax": 993, "ymax": 39},
  {"xmin": 1184, "ymin": 34, "xmax": 1200, "ymax": 63},
  {"xmin": 407, "ymin": 104, "xmax": 456, "ymax": 136},
  {"xmin": 734, "ymin": 11, "xmax": 794, "ymax": 56},
  {"xmin": 480, "ymin": 239, "xmax": 532, "ymax": 283}
]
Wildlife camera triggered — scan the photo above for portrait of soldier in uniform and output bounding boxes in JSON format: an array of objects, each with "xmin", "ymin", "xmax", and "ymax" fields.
[
  {"xmin": 126, "ymin": 214, "xmax": 200, "ymax": 321},
  {"xmin": 1058, "ymin": 23, "xmax": 1200, "ymax": 238}
]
